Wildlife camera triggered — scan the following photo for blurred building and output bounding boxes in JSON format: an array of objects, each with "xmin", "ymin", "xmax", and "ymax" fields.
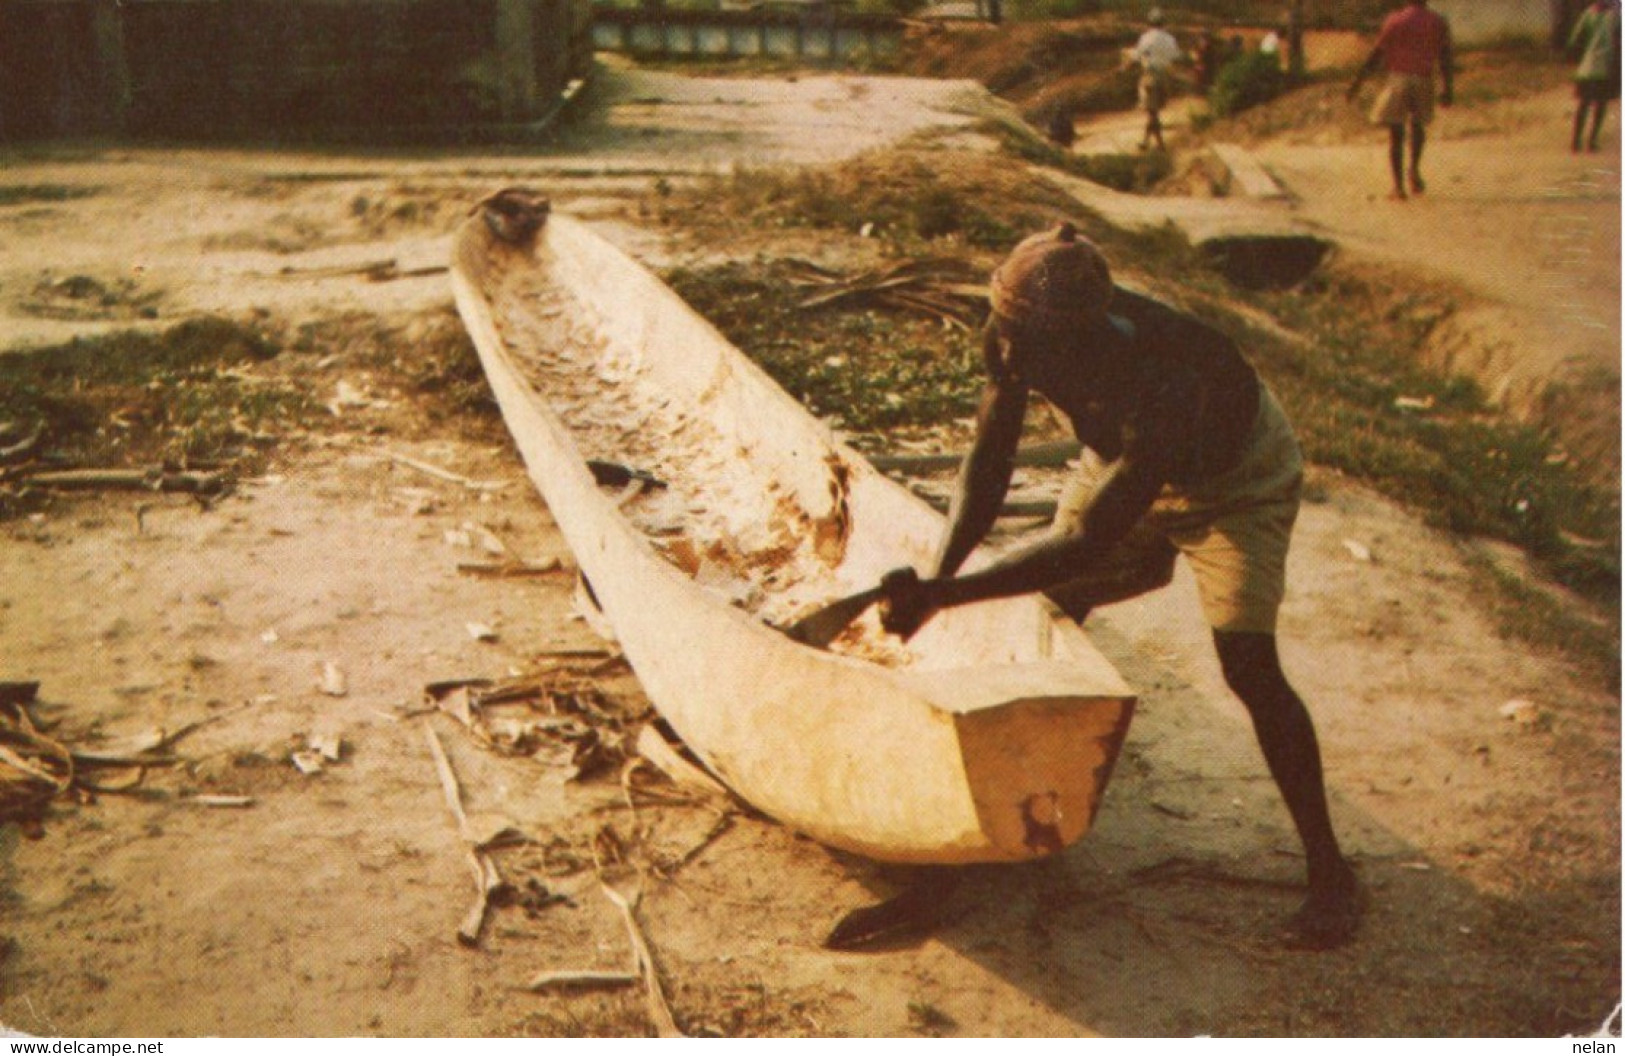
[
  {"xmin": 0, "ymin": 0, "xmax": 594, "ymax": 141},
  {"xmin": 1432, "ymin": 0, "xmax": 1584, "ymax": 46}
]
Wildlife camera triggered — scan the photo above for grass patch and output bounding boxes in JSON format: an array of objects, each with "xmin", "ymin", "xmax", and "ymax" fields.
[
  {"xmin": 1203, "ymin": 264, "xmax": 1620, "ymax": 611},
  {"xmin": 1208, "ymin": 49, "xmax": 1287, "ymax": 118},
  {"xmin": 1470, "ymin": 551, "xmax": 1621, "ymax": 690},
  {"xmin": 0, "ymin": 317, "xmax": 316, "ymax": 478},
  {"xmin": 673, "ymin": 154, "xmax": 1068, "ymax": 250},
  {"xmin": 1068, "ymin": 150, "xmax": 1174, "ymax": 193},
  {"xmin": 666, "ymin": 260, "xmax": 984, "ymax": 432},
  {"xmin": 332, "ymin": 309, "xmax": 502, "ymax": 435},
  {"xmin": 971, "ymin": 115, "xmax": 1174, "ymax": 194},
  {"xmin": 0, "ymin": 184, "xmax": 98, "ymax": 208},
  {"xmin": 286, "ymin": 307, "xmax": 500, "ymax": 438}
]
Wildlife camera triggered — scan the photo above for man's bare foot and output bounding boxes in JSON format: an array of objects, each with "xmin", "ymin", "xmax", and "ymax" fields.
[
  {"xmin": 824, "ymin": 868, "xmax": 963, "ymax": 951},
  {"xmin": 1283, "ymin": 867, "xmax": 1364, "ymax": 950},
  {"xmin": 1388, "ymin": 188, "xmax": 1408, "ymax": 201},
  {"xmin": 1409, "ymin": 173, "xmax": 1426, "ymax": 195}
]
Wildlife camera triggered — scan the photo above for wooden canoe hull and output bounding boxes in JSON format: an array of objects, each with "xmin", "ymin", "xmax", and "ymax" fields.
[{"xmin": 451, "ymin": 199, "xmax": 1135, "ymax": 864}]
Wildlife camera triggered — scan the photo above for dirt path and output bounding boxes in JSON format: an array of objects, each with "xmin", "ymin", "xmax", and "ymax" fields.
[
  {"xmin": 0, "ymin": 66, "xmax": 1618, "ymax": 1037},
  {"xmin": 1254, "ymin": 86, "xmax": 1621, "ymax": 470}
]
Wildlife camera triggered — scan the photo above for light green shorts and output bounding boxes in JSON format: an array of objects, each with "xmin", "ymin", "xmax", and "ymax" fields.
[
  {"xmin": 1139, "ymin": 69, "xmax": 1171, "ymax": 112},
  {"xmin": 1370, "ymin": 73, "xmax": 1436, "ymax": 126},
  {"xmin": 1046, "ymin": 385, "xmax": 1303, "ymax": 634}
]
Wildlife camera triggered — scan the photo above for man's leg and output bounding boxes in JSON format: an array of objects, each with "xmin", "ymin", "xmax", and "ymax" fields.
[
  {"xmin": 1386, "ymin": 124, "xmax": 1407, "ymax": 199},
  {"xmin": 1212, "ymin": 629, "xmax": 1361, "ymax": 948},
  {"xmin": 1408, "ymin": 117, "xmax": 1427, "ymax": 194},
  {"xmin": 1574, "ymin": 100, "xmax": 1593, "ymax": 152},
  {"xmin": 1589, "ymin": 99, "xmax": 1609, "ymax": 150}
]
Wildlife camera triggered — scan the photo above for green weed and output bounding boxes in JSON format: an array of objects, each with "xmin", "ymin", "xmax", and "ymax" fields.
[
  {"xmin": 1209, "ymin": 50, "xmax": 1287, "ymax": 118},
  {"xmin": 1219, "ymin": 268, "xmax": 1619, "ymax": 610},
  {"xmin": 1068, "ymin": 150, "xmax": 1174, "ymax": 193},
  {"xmin": 0, "ymin": 317, "xmax": 313, "ymax": 475},
  {"xmin": 0, "ymin": 184, "xmax": 98, "ymax": 208},
  {"xmin": 691, "ymin": 160, "xmax": 1035, "ymax": 249},
  {"xmin": 666, "ymin": 261, "xmax": 984, "ymax": 432}
]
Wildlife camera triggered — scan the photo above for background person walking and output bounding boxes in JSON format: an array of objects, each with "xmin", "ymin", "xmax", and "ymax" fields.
[
  {"xmin": 1131, "ymin": 8, "xmax": 1182, "ymax": 151},
  {"xmin": 1568, "ymin": 0, "xmax": 1622, "ymax": 152},
  {"xmin": 1348, "ymin": 0, "xmax": 1454, "ymax": 201}
]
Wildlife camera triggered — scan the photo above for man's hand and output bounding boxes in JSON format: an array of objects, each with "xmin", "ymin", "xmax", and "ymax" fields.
[
  {"xmin": 879, "ymin": 566, "xmax": 939, "ymax": 641},
  {"xmin": 1439, "ymin": 88, "xmax": 1453, "ymax": 108}
]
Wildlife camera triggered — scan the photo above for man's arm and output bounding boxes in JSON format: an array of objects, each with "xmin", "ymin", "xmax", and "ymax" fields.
[
  {"xmin": 1348, "ymin": 17, "xmax": 1391, "ymax": 98},
  {"xmin": 881, "ymin": 449, "xmax": 1168, "ymax": 638},
  {"xmin": 1347, "ymin": 45, "xmax": 1384, "ymax": 98},
  {"xmin": 932, "ymin": 376, "xmax": 1025, "ymax": 579},
  {"xmin": 929, "ymin": 449, "xmax": 1166, "ymax": 610},
  {"xmin": 882, "ymin": 369, "xmax": 1203, "ymax": 639}
]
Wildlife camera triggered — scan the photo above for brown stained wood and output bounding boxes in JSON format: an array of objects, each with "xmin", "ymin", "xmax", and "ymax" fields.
[
  {"xmin": 456, "ymin": 558, "xmax": 564, "ymax": 578},
  {"xmin": 451, "ymin": 205, "xmax": 1137, "ymax": 865}
]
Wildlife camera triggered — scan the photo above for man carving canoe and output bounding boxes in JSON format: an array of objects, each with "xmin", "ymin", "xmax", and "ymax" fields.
[{"xmin": 830, "ymin": 223, "xmax": 1361, "ymax": 951}]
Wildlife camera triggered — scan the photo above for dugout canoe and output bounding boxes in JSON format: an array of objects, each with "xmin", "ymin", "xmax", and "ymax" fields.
[{"xmin": 450, "ymin": 190, "xmax": 1135, "ymax": 865}]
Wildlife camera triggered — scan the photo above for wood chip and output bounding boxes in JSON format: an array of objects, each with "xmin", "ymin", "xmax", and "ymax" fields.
[
  {"xmin": 634, "ymin": 726, "xmax": 729, "ymax": 800},
  {"xmin": 459, "ymin": 852, "xmax": 505, "ymax": 947},
  {"xmin": 22, "ymin": 468, "xmax": 230, "ymax": 496},
  {"xmin": 600, "ymin": 881, "xmax": 685, "ymax": 1039},
  {"xmin": 310, "ymin": 733, "xmax": 343, "ymax": 763},
  {"xmin": 457, "ymin": 558, "xmax": 564, "ymax": 578},
  {"xmin": 188, "ymin": 795, "xmax": 254, "ymax": 808},
  {"xmin": 290, "ymin": 750, "xmax": 324, "ymax": 775},
  {"xmin": 521, "ymin": 970, "xmax": 638, "ymax": 993},
  {"xmin": 424, "ymin": 723, "xmax": 508, "ymax": 947},
  {"xmin": 424, "ymin": 724, "xmax": 472, "ymax": 840},
  {"xmin": 378, "ymin": 450, "xmax": 506, "ymax": 492},
  {"xmin": 1499, "ymin": 698, "xmax": 1541, "ymax": 726},
  {"xmin": 424, "ymin": 677, "xmax": 495, "ymax": 701},
  {"xmin": 318, "ymin": 662, "xmax": 349, "ymax": 697}
]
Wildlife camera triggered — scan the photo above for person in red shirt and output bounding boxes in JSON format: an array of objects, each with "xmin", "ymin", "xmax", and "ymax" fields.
[{"xmin": 1347, "ymin": 0, "xmax": 1455, "ymax": 200}]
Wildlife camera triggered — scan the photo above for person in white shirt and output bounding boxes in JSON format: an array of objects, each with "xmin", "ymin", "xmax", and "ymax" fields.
[{"xmin": 1132, "ymin": 8, "xmax": 1182, "ymax": 150}]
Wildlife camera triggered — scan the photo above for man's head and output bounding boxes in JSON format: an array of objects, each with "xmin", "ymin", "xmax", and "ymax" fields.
[
  {"xmin": 990, "ymin": 223, "xmax": 1113, "ymax": 334},
  {"xmin": 1147, "ymin": 7, "xmax": 1165, "ymax": 26},
  {"xmin": 984, "ymin": 223, "xmax": 1114, "ymax": 380}
]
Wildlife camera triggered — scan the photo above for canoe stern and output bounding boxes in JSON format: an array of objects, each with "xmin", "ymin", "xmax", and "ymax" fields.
[{"xmin": 953, "ymin": 694, "xmax": 1134, "ymax": 860}]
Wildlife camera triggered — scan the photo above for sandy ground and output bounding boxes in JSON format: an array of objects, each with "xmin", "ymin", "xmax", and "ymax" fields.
[{"xmin": 0, "ymin": 64, "xmax": 1619, "ymax": 1037}]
